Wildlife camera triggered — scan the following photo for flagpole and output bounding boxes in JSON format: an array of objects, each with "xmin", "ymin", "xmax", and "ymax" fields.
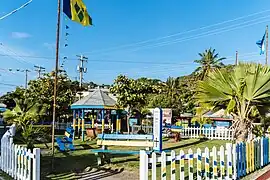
[
  {"xmin": 266, "ymin": 25, "xmax": 268, "ymax": 65},
  {"xmin": 51, "ymin": 0, "xmax": 61, "ymax": 170}
]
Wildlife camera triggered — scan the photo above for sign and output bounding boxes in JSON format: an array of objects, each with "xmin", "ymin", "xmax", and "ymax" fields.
[
  {"xmin": 153, "ymin": 108, "xmax": 162, "ymax": 152},
  {"xmin": 162, "ymin": 108, "xmax": 172, "ymax": 124},
  {"xmin": 149, "ymin": 108, "xmax": 172, "ymax": 124}
]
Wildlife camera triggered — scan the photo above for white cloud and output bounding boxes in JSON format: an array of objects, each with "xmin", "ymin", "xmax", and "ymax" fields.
[
  {"xmin": 11, "ymin": 32, "xmax": 31, "ymax": 39},
  {"xmin": 43, "ymin": 42, "xmax": 55, "ymax": 50}
]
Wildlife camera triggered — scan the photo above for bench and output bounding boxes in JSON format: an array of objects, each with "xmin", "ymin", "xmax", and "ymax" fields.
[
  {"xmin": 92, "ymin": 134, "xmax": 154, "ymax": 165},
  {"xmin": 56, "ymin": 127, "xmax": 75, "ymax": 152}
]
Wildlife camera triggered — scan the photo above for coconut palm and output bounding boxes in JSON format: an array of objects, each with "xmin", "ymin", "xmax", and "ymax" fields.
[
  {"xmin": 194, "ymin": 48, "xmax": 226, "ymax": 80},
  {"xmin": 195, "ymin": 63, "xmax": 270, "ymax": 142}
]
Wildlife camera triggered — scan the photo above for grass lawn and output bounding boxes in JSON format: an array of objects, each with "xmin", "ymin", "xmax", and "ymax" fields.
[{"xmin": 37, "ymin": 138, "xmax": 231, "ymax": 179}]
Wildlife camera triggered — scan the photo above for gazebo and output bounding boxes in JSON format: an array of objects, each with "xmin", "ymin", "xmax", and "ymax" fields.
[{"xmin": 71, "ymin": 88, "xmax": 122, "ymax": 140}]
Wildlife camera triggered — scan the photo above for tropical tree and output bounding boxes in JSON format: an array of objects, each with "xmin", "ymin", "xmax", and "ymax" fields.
[
  {"xmin": 196, "ymin": 63, "xmax": 270, "ymax": 141},
  {"xmin": 194, "ymin": 48, "xmax": 226, "ymax": 80},
  {"xmin": 27, "ymin": 72, "xmax": 80, "ymax": 122},
  {"xmin": 3, "ymin": 98, "xmax": 47, "ymax": 149},
  {"xmin": 110, "ymin": 75, "xmax": 160, "ymax": 133}
]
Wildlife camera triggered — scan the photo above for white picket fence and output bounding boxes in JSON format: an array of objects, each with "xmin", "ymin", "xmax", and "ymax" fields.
[
  {"xmin": 180, "ymin": 127, "xmax": 234, "ymax": 140},
  {"xmin": 132, "ymin": 125, "xmax": 234, "ymax": 140},
  {"xmin": 0, "ymin": 126, "xmax": 41, "ymax": 180},
  {"xmin": 140, "ymin": 143, "xmax": 236, "ymax": 180}
]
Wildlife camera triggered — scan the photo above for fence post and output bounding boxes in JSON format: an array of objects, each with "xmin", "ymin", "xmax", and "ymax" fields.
[
  {"xmin": 232, "ymin": 144, "xmax": 237, "ymax": 180},
  {"xmin": 161, "ymin": 151, "xmax": 166, "ymax": 180},
  {"xmin": 27, "ymin": 149, "xmax": 31, "ymax": 180},
  {"xmin": 205, "ymin": 147, "xmax": 210, "ymax": 180},
  {"xmin": 179, "ymin": 150, "xmax": 185, "ymax": 180},
  {"xmin": 226, "ymin": 143, "xmax": 233, "ymax": 180},
  {"xmin": 220, "ymin": 145, "xmax": 225, "ymax": 179},
  {"xmin": 246, "ymin": 141, "xmax": 250, "ymax": 174},
  {"xmin": 14, "ymin": 144, "xmax": 18, "ymax": 179},
  {"xmin": 211, "ymin": 128, "xmax": 214, "ymax": 140},
  {"xmin": 140, "ymin": 150, "xmax": 148, "ymax": 180},
  {"xmin": 33, "ymin": 148, "xmax": 40, "ymax": 180},
  {"xmin": 212, "ymin": 146, "xmax": 218, "ymax": 179},
  {"xmin": 261, "ymin": 137, "xmax": 264, "ymax": 167},
  {"xmin": 188, "ymin": 149, "xmax": 193, "ymax": 180},
  {"xmin": 171, "ymin": 150, "xmax": 176, "ymax": 180},
  {"xmin": 152, "ymin": 152, "xmax": 156, "ymax": 180},
  {"xmin": 197, "ymin": 148, "xmax": 202, "ymax": 180}
]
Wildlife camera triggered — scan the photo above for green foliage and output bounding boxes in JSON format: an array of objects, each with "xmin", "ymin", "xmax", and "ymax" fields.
[
  {"xmin": 110, "ymin": 75, "xmax": 160, "ymax": 110},
  {"xmin": 3, "ymin": 98, "xmax": 47, "ymax": 149},
  {"xmin": 194, "ymin": 48, "xmax": 225, "ymax": 80},
  {"xmin": 196, "ymin": 63, "xmax": 270, "ymax": 141},
  {"xmin": 191, "ymin": 107, "xmax": 212, "ymax": 126},
  {"xmin": 26, "ymin": 72, "xmax": 80, "ymax": 121}
]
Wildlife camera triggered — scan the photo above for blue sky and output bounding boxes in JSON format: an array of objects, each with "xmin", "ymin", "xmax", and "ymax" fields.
[{"xmin": 0, "ymin": 0, "xmax": 270, "ymax": 95}]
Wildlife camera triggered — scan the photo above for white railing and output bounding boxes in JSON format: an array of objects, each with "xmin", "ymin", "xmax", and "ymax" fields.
[
  {"xmin": 132, "ymin": 125, "xmax": 234, "ymax": 140},
  {"xmin": 54, "ymin": 122, "xmax": 113, "ymax": 131},
  {"xmin": 140, "ymin": 143, "xmax": 236, "ymax": 180},
  {"xmin": 0, "ymin": 125, "xmax": 40, "ymax": 180},
  {"xmin": 179, "ymin": 127, "xmax": 234, "ymax": 140}
]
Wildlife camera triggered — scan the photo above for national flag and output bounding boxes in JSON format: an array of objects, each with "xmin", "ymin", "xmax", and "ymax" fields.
[
  {"xmin": 256, "ymin": 32, "xmax": 266, "ymax": 55},
  {"xmin": 63, "ymin": 0, "xmax": 92, "ymax": 26}
]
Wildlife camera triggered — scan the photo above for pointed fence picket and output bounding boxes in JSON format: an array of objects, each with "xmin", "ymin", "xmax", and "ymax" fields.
[
  {"xmin": 0, "ymin": 129, "xmax": 40, "ymax": 180},
  {"xmin": 131, "ymin": 125, "xmax": 235, "ymax": 140},
  {"xmin": 140, "ymin": 137, "xmax": 270, "ymax": 180}
]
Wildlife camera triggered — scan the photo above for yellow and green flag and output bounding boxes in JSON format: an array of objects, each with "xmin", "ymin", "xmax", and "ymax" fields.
[{"xmin": 63, "ymin": 0, "xmax": 92, "ymax": 26}]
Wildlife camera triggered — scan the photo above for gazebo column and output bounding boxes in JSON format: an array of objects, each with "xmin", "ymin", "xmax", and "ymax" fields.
[
  {"xmin": 81, "ymin": 109, "xmax": 85, "ymax": 141},
  {"xmin": 108, "ymin": 110, "xmax": 112, "ymax": 132},
  {"xmin": 91, "ymin": 110, "xmax": 95, "ymax": 128},
  {"xmin": 72, "ymin": 110, "xmax": 76, "ymax": 140},
  {"xmin": 77, "ymin": 112, "xmax": 81, "ymax": 137},
  {"xmin": 116, "ymin": 112, "xmax": 121, "ymax": 134},
  {"xmin": 101, "ymin": 110, "xmax": 105, "ymax": 133}
]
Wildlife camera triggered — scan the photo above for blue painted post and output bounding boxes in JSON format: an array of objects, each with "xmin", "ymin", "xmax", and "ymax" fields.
[
  {"xmin": 72, "ymin": 110, "xmax": 76, "ymax": 140},
  {"xmin": 101, "ymin": 110, "xmax": 105, "ymax": 134},
  {"xmin": 81, "ymin": 109, "xmax": 85, "ymax": 141},
  {"xmin": 243, "ymin": 143, "xmax": 246, "ymax": 176},
  {"xmin": 236, "ymin": 144, "xmax": 240, "ymax": 179}
]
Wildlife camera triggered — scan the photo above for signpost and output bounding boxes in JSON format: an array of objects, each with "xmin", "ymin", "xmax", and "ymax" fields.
[{"xmin": 153, "ymin": 107, "xmax": 162, "ymax": 152}]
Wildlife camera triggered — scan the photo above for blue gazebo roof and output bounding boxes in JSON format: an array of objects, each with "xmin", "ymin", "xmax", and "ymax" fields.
[{"xmin": 71, "ymin": 88, "xmax": 117, "ymax": 110}]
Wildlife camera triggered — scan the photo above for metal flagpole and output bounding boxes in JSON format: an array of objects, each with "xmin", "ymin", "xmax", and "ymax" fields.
[
  {"xmin": 266, "ymin": 25, "xmax": 268, "ymax": 65},
  {"xmin": 51, "ymin": 0, "xmax": 61, "ymax": 170}
]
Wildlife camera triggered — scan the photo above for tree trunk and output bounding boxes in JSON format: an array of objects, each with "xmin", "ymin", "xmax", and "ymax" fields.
[{"xmin": 235, "ymin": 121, "xmax": 249, "ymax": 143}]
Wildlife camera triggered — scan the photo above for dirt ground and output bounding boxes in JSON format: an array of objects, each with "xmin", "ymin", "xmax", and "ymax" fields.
[{"xmin": 76, "ymin": 167, "xmax": 139, "ymax": 180}]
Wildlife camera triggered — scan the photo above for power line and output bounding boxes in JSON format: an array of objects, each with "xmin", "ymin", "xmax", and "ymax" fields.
[
  {"xmin": 126, "ymin": 18, "xmax": 270, "ymax": 53},
  {"xmin": 0, "ymin": 0, "xmax": 33, "ymax": 20},
  {"xmin": 82, "ymin": 9, "xmax": 270, "ymax": 55},
  {"xmin": 0, "ymin": 43, "xmax": 36, "ymax": 66},
  {"xmin": 0, "ymin": 82, "xmax": 19, "ymax": 87}
]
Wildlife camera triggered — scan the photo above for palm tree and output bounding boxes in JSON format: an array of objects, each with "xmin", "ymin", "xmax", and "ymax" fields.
[
  {"xmin": 195, "ymin": 63, "xmax": 270, "ymax": 142},
  {"xmin": 3, "ymin": 98, "xmax": 46, "ymax": 149},
  {"xmin": 194, "ymin": 48, "xmax": 226, "ymax": 80}
]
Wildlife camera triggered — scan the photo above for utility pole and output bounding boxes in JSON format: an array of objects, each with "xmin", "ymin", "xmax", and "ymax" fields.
[
  {"xmin": 14, "ymin": 68, "xmax": 30, "ymax": 89},
  {"xmin": 25, "ymin": 69, "xmax": 30, "ymax": 89},
  {"xmin": 34, "ymin": 65, "xmax": 45, "ymax": 78},
  {"xmin": 76, "ymin": 55, "xmax": 88, "ymax": 88},
  {"xmin": 235, "ymin": 51, "xmax": 238, "ymax": 65},
  {"xmin": 266, "ymin": 25, "xmax": 268, "ymax": 65}
]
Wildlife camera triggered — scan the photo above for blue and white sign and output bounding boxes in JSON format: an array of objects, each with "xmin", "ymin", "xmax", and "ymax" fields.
[{"xmin": 153, "ymin": 107, "xmax": 162, "ymax": 152}]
